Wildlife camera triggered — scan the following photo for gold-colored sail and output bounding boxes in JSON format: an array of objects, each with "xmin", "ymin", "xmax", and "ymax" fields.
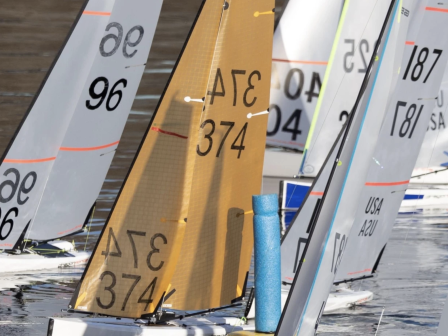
[
  {"xmin": 71, "ymin": 0, "xmax": 273, "ymax": 317},
  {"xmin": 167, "ymin": 0, "xmax": 274, "ymax": 310},
  {"xmin": 71, "ymin": 0, "xmax": 224, "ymax": 318}
]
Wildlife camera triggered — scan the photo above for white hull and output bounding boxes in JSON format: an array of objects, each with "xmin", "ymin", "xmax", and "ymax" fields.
[
  {"xmin": 49, "ymin": 288, "xmax": 373, "ymax": 336},
  {"xmin": 401, "ymin": 188, "xmax": 448, "ymax": 208},
  {"xmin": 49, "ymin": 316, "xmax": 254, "ymax": 336},
  {"xmin": 0, "ymin": 240, "xmax": 90, "ymax": 274}
]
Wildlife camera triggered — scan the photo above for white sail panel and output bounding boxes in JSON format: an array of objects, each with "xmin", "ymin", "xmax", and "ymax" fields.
[
  {"xmin": 437, "ymin": 299, "xmax": 448, "ymax": 335},
  {"xmin": 0, "ymin": 0, "xmax": 114, "ymax": 248},
  {"xmin": 299, "ymin": 0, "xmax": 393, "ymax": 177},
  {"xmin": 335, "ymin": 1, "xmax": 448, "ymax": 284},
  {"xmin": 27, "ymin": 0, "xmax": 163, "ymax": 241},
  {"xmin": 414, "ymin": 72, "xmax": 448, "ymax": 169},
  {"xmin": 280, "ymin": 0, "xmax": 403, "ymax": 289},
  {"xmin": 277, "ymin": 1, "xmax": 406, "ymax": 334},
  {"xmin": 266, "ymin": 0, "xmax": 343, "ymax": 150}
]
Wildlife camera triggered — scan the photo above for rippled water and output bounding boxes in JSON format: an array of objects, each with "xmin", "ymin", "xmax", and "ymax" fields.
[{"xmin": 1, "ymin": 1, "xmax": 448, "ymax": 335}]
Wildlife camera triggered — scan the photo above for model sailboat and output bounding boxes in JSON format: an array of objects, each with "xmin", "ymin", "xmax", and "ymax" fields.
[
  {"xmin": 277, "ymin": 0, "xmax": 448, "ymax": 334},
  {"xmin": 0, "ymin": 0, "xmax": 163, "ymax": 273},
  {"xmin": 49, "ymin": 0, "xmax": 273, "ymax": 334}
]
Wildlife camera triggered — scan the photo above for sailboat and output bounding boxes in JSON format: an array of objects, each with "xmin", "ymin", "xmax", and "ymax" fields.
[
  {"xmin": 49, "ymin": 0, "xmax": 274, "ymax": 334},
  {"xmin": 277, "ymin": 0, "xmax": 448, "ymax": 334},
  {"xmin": 271, "ymin": 0, "xmax": 409, "ymax": 315},
  {"xmin": 0, "ymin": 0, "xmax": 164, "ymax": 273}
]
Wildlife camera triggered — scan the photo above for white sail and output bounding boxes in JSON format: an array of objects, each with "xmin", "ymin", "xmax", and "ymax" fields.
[
  {"xmin": 278, "ymin": 1, "xmax": 448, "ymax": 334},
  {"xmin": 335, "ymin": 1, "xmax": 448, "ymax": 284},
  {"xmin": 0, "ymin": 0, "xmax": 114, "ymax": 248},
  {"xmin": 414, "ymin": 72, "xmax": 448, "ymax": 169},
  {"xmin": 299, "ymin": 0, "xmax": 395, "ymax": 177},
  {"xmin": 27, "ymin": 0, "xmax": 163, "ymax": 241},
  {"xmin": 277, "ymin": 1, "xmax": 417, "ymax": 334},
  {"xmin": 266, "ymin": 0, "xmax": 343, "ymax": 150},
  {"xmin": 280, "ymin": 0, "xmax": 402, "ymax": 289}
]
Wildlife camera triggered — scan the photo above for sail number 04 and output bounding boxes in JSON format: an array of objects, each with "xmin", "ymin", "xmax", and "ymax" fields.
[
  {"xmin": 0, "ymin": 168, "xmax": 37, "ymax": 240},
  {"xmin": 95, "ymin": 228, "xmax": 167, "ymax": 312}
]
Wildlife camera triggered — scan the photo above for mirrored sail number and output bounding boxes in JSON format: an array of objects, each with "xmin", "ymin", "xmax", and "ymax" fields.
[
  {"xmin": 402, "ymin": 46, "xmax": 442, "ymax": 83},
  {"xmin": 197, "ymin": 120, "xmax": 248, "ymax": 159},
  {"xmin": 331, "ymin": 232, "xmax": 347, "ymax": 274},
  {"xmin": 390, "ymin": 101, "xmax": 424, "ymax": 139},
  {"xmin": 100, "ymin": 22, "xmax": 145, "ymax": 58},
  {"xmin": 0, "ymin": 168, "xmax": 37, "ymax": 241},
  {"xmin": 96, "ymin": 228, "xmax": 167, "ymax": 312},
  {"xmin": 207, "ymin": 68, "xmax": 262, "ymax": 107},
  {"xmin": 344, "ymin": 39, "xmax": 375, "ymax": 73}
]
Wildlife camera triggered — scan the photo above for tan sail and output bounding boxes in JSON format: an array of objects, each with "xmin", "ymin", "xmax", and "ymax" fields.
[
  {"xmin": 167, "ymin": 0, "xmax": 274, "ymax": 310},
  {"xmin": 71, "ymin": 0, "xmax": 274, "ymax": 317},
  {"xmin": 71, "ymin": 0, "xmax": 224, "ymax": 318}
]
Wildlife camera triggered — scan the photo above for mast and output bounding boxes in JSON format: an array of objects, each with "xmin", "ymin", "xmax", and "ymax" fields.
[
  {"xmin": 70, "ymin": 0, "xmax": 274, "ymax": 317},
  {"xmin": 26, "ymin": 0, "xmax": 163, "ymax": 242},
  {"xmin": 266, "ymin": 0, "xmax": 342, "ymax": 150},
  {"xmin": 0, "ymin": 0, "xmax": 114, "ymax": 249}
]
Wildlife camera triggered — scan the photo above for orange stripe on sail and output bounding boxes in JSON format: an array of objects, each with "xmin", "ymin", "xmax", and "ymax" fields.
[
  {"xmin": 60, "ymin": 141, "xmax": 119, "ymax": 152},
  {"xmin": 151, "ymin": 127, "xmax": 188, "ymax": 139},
  {"xmin": 405, "ymin": 41, "xmax": 415, "ymax": 45},
  {"xmin": 365, "ymin": 180, "xmax": 409, "ymax": 187},
  {"xmin": 310, "ymin": 191, "xmax": 324, "ymax": 196},
  {"xmin": 348, "ymin": 268, "xmax": 372, "ymax": 275},
  {"xmin": 3, "ymin": 157, "xmax": 56, "ymax": 164},
  {"xmin": 83, "ymin": 11, "xmax": 111, "ymax": 16},
  {"xmin": 425, "ymin": 6, "xmax": 448, "ymax": 13},
  {"xmin": 272, "ymin": 58, "xmax": 328, "ymax": 65}
]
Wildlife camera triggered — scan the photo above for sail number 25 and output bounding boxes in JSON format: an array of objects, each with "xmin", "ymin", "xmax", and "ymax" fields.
[
  {"xmin": 96, "ymin": 227, "xmax": 167, "ymax": 312},
  {"xmin": 0, "ymin": 168, "xmax": 37, "ymax": 240}
]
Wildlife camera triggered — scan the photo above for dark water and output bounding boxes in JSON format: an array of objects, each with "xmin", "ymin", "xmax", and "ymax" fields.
[{"xmin": 1, "ymin": 1, "xmax": 448, "ymax": 335}]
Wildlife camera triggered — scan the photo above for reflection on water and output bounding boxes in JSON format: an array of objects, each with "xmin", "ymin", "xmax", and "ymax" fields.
[{"xmin": 1, "ymin": 0, "xmax": 448, "ymax": 335}]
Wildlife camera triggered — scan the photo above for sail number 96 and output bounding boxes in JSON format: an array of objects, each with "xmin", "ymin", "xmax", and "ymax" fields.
[
  {"xmin": 95, "ymin": 228, "xmax": 167, "ymax": 312},
  {"xmin": 0, "ymin": 168, "xmax": 37, "ymax": 241},
  {"xmin": 100, "ymin": 22, "xmax": 145, "ymax": 58}
]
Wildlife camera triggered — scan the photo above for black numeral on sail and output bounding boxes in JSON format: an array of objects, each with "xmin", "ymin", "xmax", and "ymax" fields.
[
  {"xmin": 207, "ymin": 68, "xmax": 261, "ymax": 106},
  {"xmin": 266, "ymin": 105, "xmax": 303, "ymax": 141},
  {"xmin": 390, "ymin": 101, "xmax": 423, "ymax": 138},
  {"xmin": 402, "ymin": 46, "xmax": 442, "ymax": 83},
  {"xmin": 97, "ymin": 232, "xmax": 167, "ymax": 311},
  {"xmin": 0, "ymin": 168, "xmax": 36, "ymax": 241},
  {"xmin": 0, "ymin": 208, "xmax": 19, "ymax": 240},
  {"xmin": 100, "ymin": 22, "xmax": 145, "ymax": 58},
  {"xmin": 197, "ymin": 120, "xmax": 248, "ymax": 158},
  {"xmin": 86, "ymin": 77, "xmax": 127, "ymax": 111},
  {"xmin": 344, "ymin": 39, "xmax": 372, "ymax": 73},
  {"xmin": 331, "ymin": 232, "xmax": 346, "ymax": 274},
  {"xmin": 293, "ymin": 238, "xmax": 308, "ymax": 273}
]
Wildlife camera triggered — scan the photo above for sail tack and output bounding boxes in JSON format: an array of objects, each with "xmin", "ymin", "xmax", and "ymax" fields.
[
  {"xmin": 0, "ymin": 0, "xmax": 114, "ymax": 248},
  {"xmin": 71, "ymin": 0, "xmax": 273, "ymax": 317},
  {"xmin": 27, "ymin": 0, "xmax": 163, "ymax": 241}
]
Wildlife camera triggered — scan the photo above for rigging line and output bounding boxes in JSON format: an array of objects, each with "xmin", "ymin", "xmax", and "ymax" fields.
[
  {"xmin": 375, "ymin": 307, "xmax": 386, "ymax": 336},
  {"xmin": 304, "ymin": 0, "xmax": 383, "ymax": 157},
  {"xmin": 84, "ymin": 205, "xmax": 96, "ymax": 252},
  {"xmin": 198, "ymin": 0, "xmax": 228, "ymax": 125},
  {"xmin": 277, "ymin": 0, "xmax": 399, "ymax": 333},
  {"xmin": 411, "ymin": 167, "xmax": 448, "ymax": 179}
]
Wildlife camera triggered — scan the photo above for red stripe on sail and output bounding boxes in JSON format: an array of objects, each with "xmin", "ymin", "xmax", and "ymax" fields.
[
  {"xmin": 425, "ymin": 7, "xmax": 448, "ymax": 13},
  {"xmin": 83, "ymin": 11, "xmax": 111, "ymax": 16},
  {"xmin": 310, "ymin": 191, "xmax": 324, "ymax": 196},
  {"xmin": 405, "ymin": 41, "xmax": 415, "ymax": 45},
  {"xmin": 151, "ymin": 127, "xmax": 188, "ymax": 139}
]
